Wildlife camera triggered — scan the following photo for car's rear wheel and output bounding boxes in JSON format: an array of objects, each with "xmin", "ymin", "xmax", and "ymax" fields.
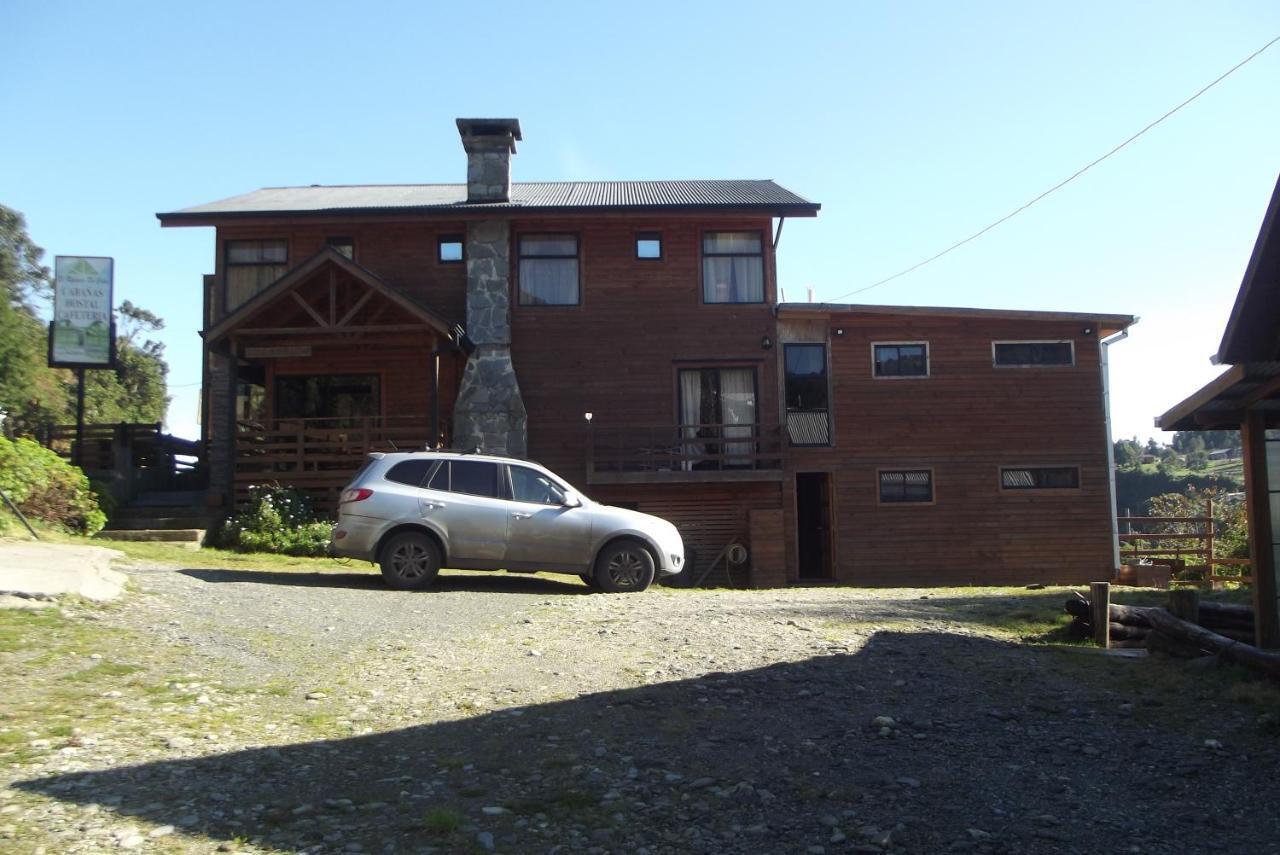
[
  {"xmin": 593, "ymin": 539, "xmax": 655, "ymax": 593},
  {"xmin": 379, "ymin": 532, "xmax": 441, "ymax": 591}
]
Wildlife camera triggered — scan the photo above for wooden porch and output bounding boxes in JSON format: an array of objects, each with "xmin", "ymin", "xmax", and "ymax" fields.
[
  {"xmin": 586, "ymin": 422, "xmax": 784, "ymax": 485},
  {"xmin": 234, "ymin": 415, "xmax": 432, "ymax": 512}
]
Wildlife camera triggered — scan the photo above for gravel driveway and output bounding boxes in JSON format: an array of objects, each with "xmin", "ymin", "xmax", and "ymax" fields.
[{"xmin": 3, "ymin": 558, "xmax": 1280, "ymax": 854}]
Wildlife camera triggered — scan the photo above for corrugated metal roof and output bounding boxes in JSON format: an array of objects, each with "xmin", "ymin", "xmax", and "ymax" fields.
[{"xmin": 159, "ymin": 180, "xmax": 819, "ymax": 221}]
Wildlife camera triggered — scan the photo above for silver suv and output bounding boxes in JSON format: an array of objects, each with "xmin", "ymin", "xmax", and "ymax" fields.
[{"xmin": 330, "ymin": 451, "xmax": 684, "ymax": 592}]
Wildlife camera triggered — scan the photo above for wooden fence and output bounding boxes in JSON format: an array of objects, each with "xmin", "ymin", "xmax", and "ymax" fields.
[
  {"xmin": 42, "ymin": 422, "xmax": 205, "ymax": 497},
  {"xmin": 588, "ymin": 422, "xmax": 783, "ymax": 483},
  {"xmin": 234, "ymin": 415, "xmax": 433, "ymax": 511},
  {"xmin": 1117, "ymin": 497, "xmax": 1252, "ymax": 587}
]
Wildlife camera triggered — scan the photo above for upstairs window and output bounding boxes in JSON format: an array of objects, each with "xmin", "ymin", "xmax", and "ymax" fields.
[
  {"xmin": 873, "ymin": 342, "xmax": 929, "ymax": 378},
  {"xmin": 519, "ymin": 235, "xmax": 579, "ymax": 305},
  {"xmin": 784, "ymin": 343, "xmax": 830, "ymax": 446},
  {"xmin": 702, "ymin": 231, "xmax": 764, "ymax": 303},
  {"xmin": 993, "ymin": 341, "xmax": 1074, "ymax": 367},
  {"xmin": 636, "ymin": 232, "xmax": 663, "ymax": 260},
  {"xmin": 438, "ymin": 235, "xmax": 464, "ymax": 264},
  {"xmin": 1001, "ymin": 466, "xmax": 1080, "ymax": 489},
  {"xmin": 879, "ymin": 469, "xmax": 933, "ymax": 504},
  {"xmin": 225, "ymin": 239, "xmax": 287, "ymax": 311},
  {"xmin": 325, "ymin": 236, "xmax": 354, "ymax": 259}
]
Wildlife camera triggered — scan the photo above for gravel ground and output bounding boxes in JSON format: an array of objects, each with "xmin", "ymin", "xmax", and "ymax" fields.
[{"xmin": 3, "ymin": 558, "xmax": 1280, "ymax": 854}]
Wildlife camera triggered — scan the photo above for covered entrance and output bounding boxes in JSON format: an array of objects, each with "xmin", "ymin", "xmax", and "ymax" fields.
[{"xmin": 205, "ymin": 247, "xmax": 468, "ymax": 512}]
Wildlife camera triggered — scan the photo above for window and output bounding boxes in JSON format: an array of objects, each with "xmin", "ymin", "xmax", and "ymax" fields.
[
  {"xmin": 274, "ymin": 374, "xmax": 379, "ymax": 427},
  {"xmin": 873, "ymin": 342, "xmax": 929, "ymax": 378},
  {"xmin": 325, "ymin": 236, "xmax": 354, "ymax": 259},
  {"xmin": 636, "ymin": 232, "xmax": 662, "ymax": 260},
  {"xmin": 993, "ymin": 341, "xmax": 1074, "ymax": 366},
  {"xmin": 678, "ymin": 367, "xmax": 757, "ymax": 469},
  {"xmin": 785, "ymin": 344, "xmax": 830, "ymax": 446},
  {"xmin": 518, "ymin": 234, "xmax": 579, "ymax": 305},
  {"xmin": 225, "ymin": 239, "xmax": 287, "ymax": 311},
  {"xmin": 384, "ymin": 459, "xmax": 434, "ymax": 487},
  {"xmin": 448, "ymin": 460, "xmax": 500, "ymax": 497},
  {"xmin": 702, "ymin": 232, "xmax": 764, "ymax": 303},
  {"xmin": 879, "ymin": 469, "xmax": 934, "ymax": 504},
  {"xmin": 438, "ymin": 235, "xmax": 464, "ymax": 264},
  {"xmin": 509, "ymin": 465, "xmax": 568, "ymax": 505},
  {"xmin": 1001, "ymin": 467, "xmax": 1080, "ymax": 489}
]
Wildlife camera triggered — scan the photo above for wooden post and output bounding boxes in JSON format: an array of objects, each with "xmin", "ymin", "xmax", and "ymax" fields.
[
  {"xmin": 1242, "ymin": 411, "xmax": 1280, "ymax": 649},
  {"xmin": 1090, "ymin": 581, "xmax": 1111, "ymax": 648},
  {"xmin": 1206, "ymin": 497, "xmax": 1215, "ymax": 582},
  {"xmin": 1169, "ymin": 587, "xmax": 1200, "ymax": 624}
]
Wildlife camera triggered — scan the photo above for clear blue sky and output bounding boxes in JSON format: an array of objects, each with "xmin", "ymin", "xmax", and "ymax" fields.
[{"xmin": 3, "ymin": 1, "xmax": 1278, "ymax": 443}]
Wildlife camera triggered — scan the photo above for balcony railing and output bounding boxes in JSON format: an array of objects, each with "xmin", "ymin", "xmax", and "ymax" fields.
[
  {"xmin": 234, "ymin": 415, "xmax": 435, "ymax": 509},
  {"xmin": 587, "ymin": 422, "xmax": 784, "ymax": 484}
]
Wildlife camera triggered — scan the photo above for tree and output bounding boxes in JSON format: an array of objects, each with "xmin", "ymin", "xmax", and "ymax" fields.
[
  {"xmin": 1186, "ymin": 450, "xmax": 1210, "ymax": 471},
  {"xmin": 1113, "ymin": 438, "xmax": 1142, "ymax": 468},
  {"xmin": 0, "ymin": 204, "xmax": 168, "ymax": 435},
  {"xmin": 1146, "ymin": 438, "xmax": 1163, "ymax": 455}
]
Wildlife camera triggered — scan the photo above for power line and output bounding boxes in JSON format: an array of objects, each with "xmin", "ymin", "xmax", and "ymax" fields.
[{"xmin": 827, "ymin": 33, "xmax": 1280, "ymax": 304}]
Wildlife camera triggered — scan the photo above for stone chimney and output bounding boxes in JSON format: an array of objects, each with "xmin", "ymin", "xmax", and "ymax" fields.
[
  {"xmin": 452, "ymin": 118, "xmax": 528, "ymax": 456},
  {"xmin": 456, "ymin": 118, "xmax": 521, "ymax": 204}
]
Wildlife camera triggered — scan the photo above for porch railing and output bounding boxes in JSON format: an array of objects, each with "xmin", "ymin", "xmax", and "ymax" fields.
[
  {"xmin": 42, "ymin": 422, "xmax": 206, "ymax": 497},
  {"xmin": 588, "ymin": 422, "xmax": 784, "ymax": 479},
  {"xmin": 234, "ymin": 415, "xmax": 434, "ymax": 510}
]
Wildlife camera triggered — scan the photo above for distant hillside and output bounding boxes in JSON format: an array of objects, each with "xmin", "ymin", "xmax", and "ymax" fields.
[{"xmin": 1114, "ymin": 466, "xmax": 1242, "ymax": 516}]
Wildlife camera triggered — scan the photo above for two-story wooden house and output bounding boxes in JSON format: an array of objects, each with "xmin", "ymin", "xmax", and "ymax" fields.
[{"xmin": 159, "ymin": 117, "xmax": 1133, "ymax": 586}]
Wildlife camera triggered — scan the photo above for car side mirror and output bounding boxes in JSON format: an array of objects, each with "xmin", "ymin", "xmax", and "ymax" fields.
[{"xmin": 562, "ymin": 492, "xmax": 583, "ymax": 509}]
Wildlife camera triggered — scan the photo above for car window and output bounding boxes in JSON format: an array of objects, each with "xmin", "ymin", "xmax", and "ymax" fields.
[
  {"xmin": 426, "ymin": 461, "xmax": 449, "ymax": 490},
  {"xmin": 509, "ymin": 465, "xmax": 567, "ymax": 505},
  {"xmin": 448, "ymin": 460, "xmax": 499, "ymax": 498},
  {"xmin": 384, "ymin": 459, "xmax": 434, "ymax": 487}
]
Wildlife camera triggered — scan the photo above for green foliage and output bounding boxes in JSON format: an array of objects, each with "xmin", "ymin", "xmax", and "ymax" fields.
[
  {"xmin": 0, "ymin": 204, "xmax": 168, "ymax": 434},
  {"xmin": 1146, "ymin": 488, "xmax": 1247, "ymax": 559},
  {"xmin": 0, "ymin": 436, "xmax": 105, "ymax": 534},
  {"xmin": 1171, "ymin": 429, "xmax": 1240, "ymax": 454},
  {"xmin": 1186, "ymin": 450, "xmax": 1210, "ymax": 471},
  {"xmin": 1113, "ymin": 467, "xmax": 1239, "ymax": 516},
  {"xmin": 422, "ymin": 807, "xmax": 464, "ymax": 834},
  {"xmin": 214, "ymin": 484, "xmax": 332, "ymax": 557},
  {"xmin": 1113, "ymin": 438, "xmax": 1142, "ymax": 468}
]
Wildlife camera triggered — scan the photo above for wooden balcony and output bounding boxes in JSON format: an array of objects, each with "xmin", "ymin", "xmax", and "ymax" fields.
[
  {"xmin": 587, "ymin": 422, "xmax": 784, "ymax": 485},
  {"xmin": 234, "ymin": 415, "xmax": 434, "ymax": 511}
]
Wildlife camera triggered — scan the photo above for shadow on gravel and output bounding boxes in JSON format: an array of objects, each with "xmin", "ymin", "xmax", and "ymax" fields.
[
  {"xmin": 179, "ymin": 568, "xmax": 591, "ymax": 595},
  {"xmin": 17, "ymin": 631, "xmax": 1280, "ymax": 853}
]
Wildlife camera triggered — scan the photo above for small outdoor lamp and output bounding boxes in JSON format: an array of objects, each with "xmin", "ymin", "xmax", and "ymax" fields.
[
  {"xmin": 584, "ymin": 412, "xmax": 593, "ymax": 423},
  {"xmin": 761, "ymin": 335, "xmax": 773, "ymax": 350}
]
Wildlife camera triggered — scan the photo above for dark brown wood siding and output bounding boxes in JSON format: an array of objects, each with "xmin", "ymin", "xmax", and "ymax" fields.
[{"xmin": 781, "ymin": 312, "xmax": 1116, "ymax": 586}]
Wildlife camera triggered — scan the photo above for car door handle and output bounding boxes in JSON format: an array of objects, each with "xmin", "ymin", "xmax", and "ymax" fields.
[
  {"xmin": 422, "ymin": 501, "xmax": 447, "ymax": 510},
  {"xmin": 512, "ymin": 512, "xmax": 532, "ymax": 520}
]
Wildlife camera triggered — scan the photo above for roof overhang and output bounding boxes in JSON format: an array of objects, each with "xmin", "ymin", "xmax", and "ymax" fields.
[
  {"xmin": 776, "ymin": 302, "xmax": 1136, "ymax": 337},
  {"xmin": 1156, "ymin": 362, "xmax": 1280, "ymax": 431},
  {"xmin": 1216, "ymin": 174, "xmax": 1280, "ymax": 364}
]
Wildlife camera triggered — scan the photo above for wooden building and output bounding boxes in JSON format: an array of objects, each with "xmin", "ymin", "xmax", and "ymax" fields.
[
  {"xmin": 159, "ymin": 116, "xmax": 1133, "ymax": 587},
  {"xmin": 1158, "ymin": 174, "xmax": 1280, "ymax": 648}
]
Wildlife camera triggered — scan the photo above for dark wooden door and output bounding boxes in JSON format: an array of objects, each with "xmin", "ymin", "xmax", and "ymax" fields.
[{"xmin": 796, "ymin": 472, "xmax": 833, "ymax": 579}]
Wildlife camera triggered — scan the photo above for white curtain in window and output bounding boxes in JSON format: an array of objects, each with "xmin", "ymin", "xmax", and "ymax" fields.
[
  {"xmin": 679, "ymin": 371, "xmax": 703, "ymax": 470},
  {"xmin": 719, "ymin": 368, "xmax": 756, "ymax": 464},
  {"xmin": 519, "ymin": 258, "xmax": 579, "ymax": 305}
]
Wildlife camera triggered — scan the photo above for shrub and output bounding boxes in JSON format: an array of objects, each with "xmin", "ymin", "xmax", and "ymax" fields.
[
  {"xmin": 0, "ymin": 436, "xmax": 106, "ymax": 534},
  {"xmin": 215, "ymin": 483, "xmax": 332, "ymax": 557}
]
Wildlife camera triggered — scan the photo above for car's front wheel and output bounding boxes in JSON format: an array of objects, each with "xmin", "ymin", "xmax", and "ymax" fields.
[
  {"xmin": 593, "ymin": 540, "xmax": 655, "ymax": 593},
  {"xmin": 379, "ymin": 532, "xmax": 441, "ymax": 591}
]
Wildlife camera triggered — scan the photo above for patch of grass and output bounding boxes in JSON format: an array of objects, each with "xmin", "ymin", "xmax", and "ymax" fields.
[
  {"xmin": 552, "ymin": 790, "xmax": 597, "ymax": 811},
  {"xmin": 0, "ymin": 609, "xmax": 68, "ymax": 652},
  {"xmin": 423, "ymin": 807, "xmax": 463, "ymax": 834},
  {"xmin": 60, "ymin": 661, "xmax": 143, "ymax": 682},
  {"xmin": 458, "ymin": 785, "xmax": 487, "ymax": 798}
]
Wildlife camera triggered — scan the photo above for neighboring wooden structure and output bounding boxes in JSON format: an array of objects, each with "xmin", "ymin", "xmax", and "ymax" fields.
[
  {"xmin": 43, "ymin": 422, "xmax": 205, "ymax": 502},
  {"xmin": 1158, "ymin": 174, "xmax": 1280, "ymax": 648},
  {"xmin": 158, "ymin": 116, "xmax": 1133, "ymax": 587}
]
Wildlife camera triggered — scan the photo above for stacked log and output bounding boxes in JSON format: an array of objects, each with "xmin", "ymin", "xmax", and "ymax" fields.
[{"xmin": 1063, "ymin": 593, "xmax": 1280, "ymax": 679}]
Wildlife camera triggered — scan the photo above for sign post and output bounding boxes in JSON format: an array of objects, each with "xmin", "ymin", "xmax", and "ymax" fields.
[{"xmin": 48, "ymin": 256, "xmax": 116, "ymax": 467}]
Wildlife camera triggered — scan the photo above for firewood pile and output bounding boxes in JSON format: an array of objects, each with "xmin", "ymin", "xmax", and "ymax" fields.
[
  {"xmin": 1066, "ymin": 594, "xmax": 1255, "ymax": 646},
  {"xmin": 1064, "ymin": 591, "xmax": 1280, "ymax": 679}
]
